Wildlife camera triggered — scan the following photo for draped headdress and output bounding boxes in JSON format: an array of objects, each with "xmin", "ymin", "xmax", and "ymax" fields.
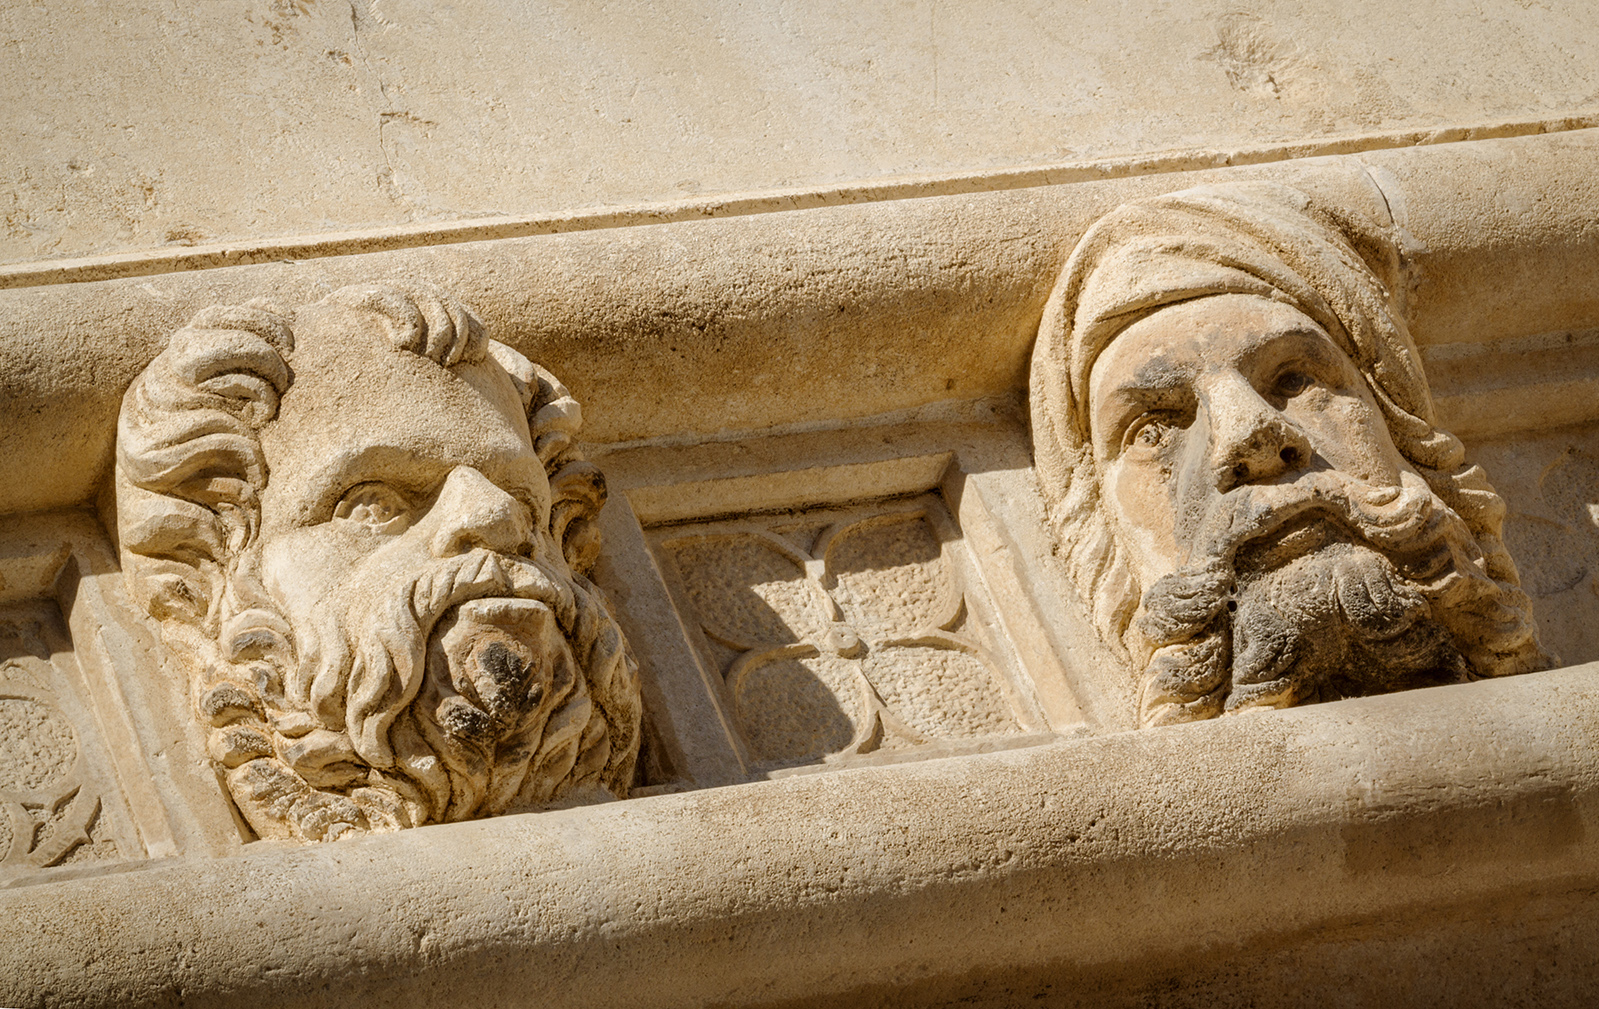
[
  {"xmin": 1024, "ymin": 181, "xmax": 1528, "ymax": 655},
  {"xmin": 1028, "ymin": 180, "xmax": 1461, "ymax": 505}
]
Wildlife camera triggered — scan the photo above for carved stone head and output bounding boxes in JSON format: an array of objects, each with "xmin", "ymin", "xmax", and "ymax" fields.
[
  {"xmin": 1029, "ymin": 182, "xmax": 1549, "ymax": 726},
  {"xmin": 112, "ymin": 281, "xmax": 640, "ymax": 840}
]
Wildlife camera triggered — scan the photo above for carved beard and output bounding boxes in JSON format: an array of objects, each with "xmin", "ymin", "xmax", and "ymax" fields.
[
  {"xmin": 292, "ymin": 548, "xmax": 615, "ymax": 827},
  {"xmin": 1132, "ymin": 469, "xmax": 1538, "ymax": 726}
]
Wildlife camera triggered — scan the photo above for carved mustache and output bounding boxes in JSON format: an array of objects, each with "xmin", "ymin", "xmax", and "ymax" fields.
[
  {"xmin": 408, "ymin": 549, "xmax": 578, "ymax": 643},
  {"xmin": 1139, "ymin": 469, "xmax": 1449, "ymax": 648},
  {"xmin": 1188, "ymin": 469, "xmax": 1439, "ymax": 571},
  {"xmin": 315, "ymin": 547, "xmax": 578, "ymax": 768}
]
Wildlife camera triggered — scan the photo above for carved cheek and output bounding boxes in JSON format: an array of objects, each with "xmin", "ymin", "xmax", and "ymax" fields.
[
  {"xmin": 260, "ymin": 525, "xmax": 397, "ymax": 620},
  {"xmin": 261, "ymin": 529, "xmax": 342, "ymax": 622},
  {"xmin": 1104, "ymin": 455, "xmax": 1183, "ymax": 584},
  {"xmin": 1167, "ymin": 423, "xmax": 1216, "ymax": 551},
  {"xmin": 1297, "ymin": 390, "xmax": 1404, "ymax": 485}
]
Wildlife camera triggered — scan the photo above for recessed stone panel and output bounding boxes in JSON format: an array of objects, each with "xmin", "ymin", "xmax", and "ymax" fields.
[
  {"xmin": 652, "ymin": 494, "xmax": 1038, "ymax": 772},
  {"xmin": 0, "ymin": 604, "xmax": 129, "ymax": 874}
]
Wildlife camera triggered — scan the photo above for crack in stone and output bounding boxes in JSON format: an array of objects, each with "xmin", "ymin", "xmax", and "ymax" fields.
[{"xmin": 345, "ymin": 0, "xmax": 411, "ymax": 214}]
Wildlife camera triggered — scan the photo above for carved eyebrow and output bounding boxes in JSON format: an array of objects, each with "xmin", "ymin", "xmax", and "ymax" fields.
[
  {"xmin": 1236, "ymin": 323, "xmax": 1343, "ymax": 372},
  {"xmin": 1094, "ymin": 379, "xmax": 1193, "ymax": 454},
  {"xmin": 1121, "ymin": 363, "xmax": 1195, "ymax": 393},
  {"xmin": 1103, "ymin": 353, "xmax": 1195, "ymax": 401},
  {"xmin": 295, "ymin": 455, "xmax": 552, "ymax": 535},
  {"xmin": 297, "ymin": 447, "xmax": 451, "ymax": 522}
]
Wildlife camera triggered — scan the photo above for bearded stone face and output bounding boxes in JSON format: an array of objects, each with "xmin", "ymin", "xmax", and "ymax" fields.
[
  {"xmin": 240, "ymin": 298, "xmax": 622, "ymax": 831},
  {"xmin": 1085, "ymin": 294, "xmax": 1540, "ymax": 724},
  {"xmin": 108, "ymin": 284, "xmax": 644, "ymax": 842}
]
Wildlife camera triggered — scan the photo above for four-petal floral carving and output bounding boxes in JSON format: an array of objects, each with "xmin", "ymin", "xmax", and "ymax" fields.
[{"xmin": 661, "ymin": 501, "xmax": 1022, "ymax": 767}]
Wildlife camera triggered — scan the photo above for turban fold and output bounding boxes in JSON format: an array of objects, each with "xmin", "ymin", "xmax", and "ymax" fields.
[{"xmin": 1029, "ymin": 180, "xmax": 1462, "ymax": 508}]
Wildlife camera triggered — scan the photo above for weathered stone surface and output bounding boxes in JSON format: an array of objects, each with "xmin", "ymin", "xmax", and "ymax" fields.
[
  {"xmin": 4, "ymin": 7, "xmax": 1599, "ymax": 1004},
  {"xmin": 1029, "ymin": 181, "xmax": 1546, "ymax": 724},
  {"xmin": 4, "ymin": 663, "xmax": 1599, "ymax": 1008},
  {"xmin": 655, "ymin": 495, "xmax": 1038, "ymax": 768},
  {"xmin": 112, "ymin": 282, "xmax": 640, "ymax": 840},
  {"xmin": 3, "ymin": 131, "xmax": 1599, "ymax": 520},
  {"xmin": 3, "ymin": 1, "xmax": 1597, "ymax": 267}
]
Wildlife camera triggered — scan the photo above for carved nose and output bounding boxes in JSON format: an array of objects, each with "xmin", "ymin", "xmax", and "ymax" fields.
[
  {"xmin": 429, "ymin": 467, "xmax": 532, "ymax": 557},
  {"xmin": 1205, "ymin": 378, "xmax": 1312, "ymax": 491}
]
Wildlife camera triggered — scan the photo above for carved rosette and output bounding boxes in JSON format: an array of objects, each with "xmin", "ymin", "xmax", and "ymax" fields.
[
  {"xmin": 0, "ymin": 649, "xmax": 101, "ymax": 870},
  {"xmin": 663, "ymin": 500, "xmax": 1023, "ymax": 766}
]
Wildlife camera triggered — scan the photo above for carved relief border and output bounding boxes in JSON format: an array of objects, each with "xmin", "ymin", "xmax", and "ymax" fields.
[
  {"xmin": 589, "ymin": 419, "xmax": 1095, "ymax": 787},
  {"xmin": 0, "ymin": 513, "xmax": 206, "ymax": 881}
]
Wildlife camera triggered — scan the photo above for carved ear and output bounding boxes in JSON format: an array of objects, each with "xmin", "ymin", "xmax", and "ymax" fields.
[
  {"xmin": 526, "ymin": 363, "xmax": 584, "ymax": 470},
  {"xmin": 549, "ymin": 461, "xmax": 607, "ymax": 576},
  {"xmin": 529, "ymin": 365, "xmax": 603, "ymax": 575},
  {"xmin": 483, "ymin": 340, "xmax": 603, "ymax": 573},
  {"xmin": 483, "ymin": 341, "xmax": 583, "ymax": 465}
]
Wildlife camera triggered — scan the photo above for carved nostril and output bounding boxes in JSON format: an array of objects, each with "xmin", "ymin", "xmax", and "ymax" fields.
[
  {"xmin": 1280, "ymin": 446, "xmax": 1302, "ymax": 468},
  {"xmin": 1231, "ymin": 462, "xmax": 1250, "ymax": 483}
]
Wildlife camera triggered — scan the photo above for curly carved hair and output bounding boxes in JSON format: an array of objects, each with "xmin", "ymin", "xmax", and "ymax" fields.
[{"xmin": 111, "ymin": 281, "xmax": 639, "ymax": 838}]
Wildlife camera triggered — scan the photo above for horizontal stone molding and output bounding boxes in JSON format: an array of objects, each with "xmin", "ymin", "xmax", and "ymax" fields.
[
  {"xmin": 1, "ymin": 129, "xmax": 1597, "ymax": 518},
  {"xmin": 3, "ymin": 112, "xmax": 1594, "ymax": 292},
  {"xmin": 6, "ymin": 663, "xmax": 1599, "ymax": 1008}
]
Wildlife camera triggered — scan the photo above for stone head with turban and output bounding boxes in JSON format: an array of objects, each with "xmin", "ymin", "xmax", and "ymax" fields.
[{"xmin": 1028, "ymin": 181, "xmax": 1547, "ymax": 726}]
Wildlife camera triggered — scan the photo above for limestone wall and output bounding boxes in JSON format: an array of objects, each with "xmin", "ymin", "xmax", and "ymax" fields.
[
  {"xmin": 3, "ymin": 4, "xmax": 1599, "ymax": 1007},
  {"xmin": 4, "ymin": 0, "xmax": 1597, "ymax": 266}
]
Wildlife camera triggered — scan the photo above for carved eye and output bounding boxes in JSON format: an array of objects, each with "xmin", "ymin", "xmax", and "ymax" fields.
[
  {"xmin": 1274, "ymin": 370, "xmax": 1313, "ymax": 398},
  {"xmin": 333, "ymin": 482, "xmax": 413, "ymax": 533},
  {"xmin": 1125, "ymin": 414, "xmax": 1178, "ymax": 453}
]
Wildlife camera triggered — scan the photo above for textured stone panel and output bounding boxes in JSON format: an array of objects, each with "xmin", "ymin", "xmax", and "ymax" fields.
[
  {"xmin": 0, "ymin": 604, "xmax": 135, "ymax": 877},
  {"xmin": 656, "ymin": 496, "xmax": 1027, "ymax": 770}
]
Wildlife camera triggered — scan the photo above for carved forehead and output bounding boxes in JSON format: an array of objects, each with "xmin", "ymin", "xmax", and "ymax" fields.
[
  {"xmin": 1088, "ymin": 294, "xmax": 1334, "ymax": 402},
  {"xmin": 259, "ymin": 300, "xmax": 534, "ymax": 520}
]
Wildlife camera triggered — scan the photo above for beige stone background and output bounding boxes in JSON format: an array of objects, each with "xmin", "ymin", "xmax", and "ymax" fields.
[
  {"xmin": 7, "ymin": 3, "xmax": 1599, "ymax": 1007},
  {"xmin": 4, "ymin": 0, "xmax": 1598, "ymax": 266}
]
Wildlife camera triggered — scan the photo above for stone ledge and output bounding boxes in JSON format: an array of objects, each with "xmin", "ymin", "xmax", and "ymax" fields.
[
  {"xmin": 7, "ymin": 664, "xmax": 1598, "ymax": 1008},
  {"xmin": 4, "ymin": 110, "xmax": 1595, "ymax": 292},
  {"xmin": 3, "ymin": 129, "xmax": 1597, "ymax": 518}
]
